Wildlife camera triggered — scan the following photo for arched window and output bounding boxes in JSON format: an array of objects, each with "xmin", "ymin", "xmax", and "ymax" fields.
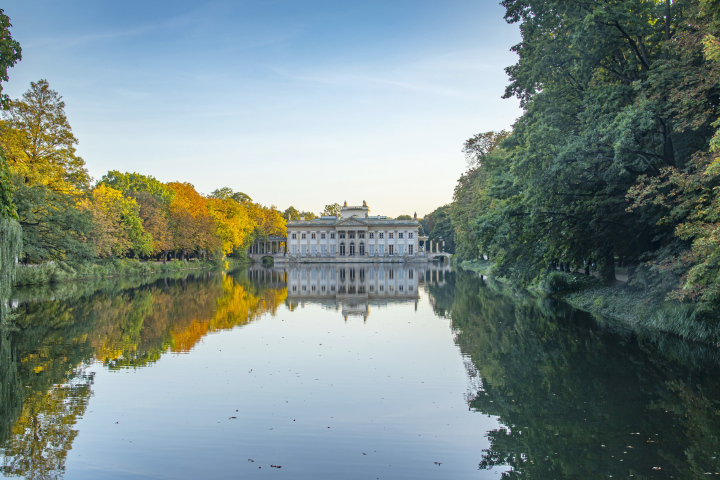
[
  {"xmin": 349, "ymin": 242, "xmax": 355, "ymax": 256},
  {"xmin": 340, "ymin": 242, "xmax": 346, "ymax": 256},
  {"xmin": 359, "ymin": 242, "xmax": 365, "ymax": 256}
]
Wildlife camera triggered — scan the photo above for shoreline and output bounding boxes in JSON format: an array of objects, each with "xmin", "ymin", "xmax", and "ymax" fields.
[{"xmin": 456, "ymin": 259, "xmax": 720, "ymax": 346}]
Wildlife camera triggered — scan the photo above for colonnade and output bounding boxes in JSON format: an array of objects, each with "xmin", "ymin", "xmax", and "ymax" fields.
[{"xmin": 248, "ymin": 237, "xmax": 286, "ymax": 256}]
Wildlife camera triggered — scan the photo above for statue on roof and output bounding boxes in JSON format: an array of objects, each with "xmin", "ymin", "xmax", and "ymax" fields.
[
  {"xmin": 363, "ymin": 200, "xmax": 367, "ymax": 207},
  {"xmin": 344, "ymin": 200, "xmax": 347, "ymax": 207}
]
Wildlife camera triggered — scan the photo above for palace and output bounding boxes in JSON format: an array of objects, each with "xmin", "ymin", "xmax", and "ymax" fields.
[{"xmin": 285, "ymin": 201, "xmax": 422, "ymax": 262}]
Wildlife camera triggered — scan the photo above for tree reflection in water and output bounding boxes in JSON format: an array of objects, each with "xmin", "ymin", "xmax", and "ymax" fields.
[
  {"xmin": 431, "ymin": 269, "xmax": 720, "ymax": 479},
  {"xmin": 0, "ymin": 271, "xmax": 286, "ymax": 478},
  {"xmin": 2, "ymin": 267, "xmax": 720, "ymax": 479}
]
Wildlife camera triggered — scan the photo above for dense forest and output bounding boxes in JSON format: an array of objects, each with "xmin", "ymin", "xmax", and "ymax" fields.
[{"xmin": 423, "ymin": 0, "xmax": 720, "ymax": 321}]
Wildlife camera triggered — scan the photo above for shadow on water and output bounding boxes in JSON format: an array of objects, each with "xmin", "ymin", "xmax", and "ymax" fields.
[
  {"xmin": 432, "ymin": 268, "xmax": 720, "ymax": 479},
  {"xmin": 1, "ymin": 264, "xmax": 719, "ymax": 478}
]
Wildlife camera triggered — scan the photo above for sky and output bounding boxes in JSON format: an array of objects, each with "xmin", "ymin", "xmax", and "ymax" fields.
[{"xmin": 2, "ymin": 0, "xmax": 522, "ymax": 217}]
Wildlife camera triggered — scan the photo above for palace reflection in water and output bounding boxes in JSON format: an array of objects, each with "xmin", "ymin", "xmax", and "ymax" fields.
[{"xmin": 244, "ymin": 262, "xmax": 451, "ymax": 321}]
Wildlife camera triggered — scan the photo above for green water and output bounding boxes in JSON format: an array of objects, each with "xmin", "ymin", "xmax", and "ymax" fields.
[{"xmin": 1, "ymin": 265, "xmax": 718, "ymax": 479}]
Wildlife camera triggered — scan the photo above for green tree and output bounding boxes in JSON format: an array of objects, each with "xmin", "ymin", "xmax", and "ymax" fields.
[
  {"xmin": 322, "ymin": 203, "xmax": 341, "ymax": 217},
  {"xmin": 0, "ymin": 8, "xmax": 21, "ymax": 108},
  {"xmin": 396, "ymin": 214, "xmax": 412, "ymax": 220}
]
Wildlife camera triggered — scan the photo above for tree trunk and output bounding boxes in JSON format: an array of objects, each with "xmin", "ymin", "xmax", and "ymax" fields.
[{"xmin": 600, "ymin": 248, "xmax": 616, "ymax": 284}]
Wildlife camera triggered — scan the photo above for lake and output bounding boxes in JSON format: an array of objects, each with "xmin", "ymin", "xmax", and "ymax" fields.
[{"xmin": 1, "ymin": 264, "xmax": 719, "ymax": 479}]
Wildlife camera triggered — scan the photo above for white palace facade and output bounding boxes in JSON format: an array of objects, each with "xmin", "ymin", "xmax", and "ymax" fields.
[{"xmin": 284, "ymin": 201, "xmax": 425, "ymax": 263}]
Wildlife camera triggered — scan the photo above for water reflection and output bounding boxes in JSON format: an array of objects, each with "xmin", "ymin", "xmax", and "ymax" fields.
[
  {"xmin": 0, "ymin": 271, "xmax": 287, "ymax": 477},
  {"xmin": 435, "ymin": 269, "xmax": 720, "ymax": 479},
  {"xmin": 245, "ymin": 263, "xmax": 451, "ymax": 321},
  {"xmin": 1, "ymin": 266, "xmax": 719, "ymax": 479}
]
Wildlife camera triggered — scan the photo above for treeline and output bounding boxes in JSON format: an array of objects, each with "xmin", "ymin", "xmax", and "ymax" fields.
[
  {"xmin": 0, "ymin": 78, "xmax": 285, "ymax": 265},
  {"xmin": 442, "ymin": 0, "xmax": 720, "ymax": 316}
]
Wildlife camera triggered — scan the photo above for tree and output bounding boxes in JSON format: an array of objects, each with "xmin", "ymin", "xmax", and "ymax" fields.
[
  {"xmin": 210, "ymin": 187, "xmax": 252, "ymax": 203},
  {"xmin": 0, "ymin": 9, "xmax": 21, "ymax": 109},
  {"xmin": 81, "ymin": 185, "xmax": 152, "ymax": 258},
  {"xmin": 283, "ymin": 206, "xmax": 300, "ymax": 221},
  {"xmin": 166, "ymin": 182, "xmax": 218, "ymax": 259},
  {"xmin": 322, "ymin": 203, "xmax": 341, "ymax": 217},
  {"xmin": 130, "ymin": 191, "xmax": 172, "ymax": 261},
  {"xmin": 12, "ymin": 177, "xmax": 94, "ymax": 263},
  {"xmin": 100, "ymin": 171, "xmax": 174, "ymax": 205},
  {"xmin": 396, "ymin": 215, "xmax": 412, "ymax": 220},
  {"xmin": 1, "ymin": 80, "xmax": 89, "ymax": 192}
]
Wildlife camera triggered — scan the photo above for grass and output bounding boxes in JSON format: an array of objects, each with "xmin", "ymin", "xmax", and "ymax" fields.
[{"xmin": 13, "ymin": 257, "xmax": 251, "ymax": 288}]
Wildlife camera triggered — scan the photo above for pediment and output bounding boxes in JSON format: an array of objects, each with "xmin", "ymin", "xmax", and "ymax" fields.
[{"xmin": 337, "ymin": 217, "xmax": 368, "ymax": 227}]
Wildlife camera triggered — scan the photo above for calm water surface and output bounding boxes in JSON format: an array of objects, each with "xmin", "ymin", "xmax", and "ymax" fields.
[{"xmin": 1, "ymin": 264, "xmax": 719, "ymax": 479}]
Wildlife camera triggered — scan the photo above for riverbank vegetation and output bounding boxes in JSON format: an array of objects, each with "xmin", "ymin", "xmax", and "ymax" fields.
[{"xmin": 436, "ymin": 0, "xmax": 720, "ymax": 336}]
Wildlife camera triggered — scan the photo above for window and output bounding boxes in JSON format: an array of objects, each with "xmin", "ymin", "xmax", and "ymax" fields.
[
  {"xmin": 330, "ymin": 232, "xmax": 336, "ymax": 239},
  {"xmin": 399, "ymin": 245, "xmax": 404, "ymax": 255},
  {"xmin": 369, "ymin": 245, "xmax": 375, "ymax": 255},
  {"xmin": 379, "ymin": 245, "xmax": 385, "ymax": 255},
  {"xmin": 349, "ymin": 232, "xmax": 356, "ymax": 239},
  {"xmin": 301, "ymin": 245, "xmax": 307, "ymax": 255},
  {"xmin": 399, "ymin": 233, "xmax": 404, "ymax": 239},
  {"xmin": 409, "ymin": 269, "xmax": 414, "ymax": 279},
  {"xmin": 359, "ymin": 232, "xmax": 365, "ymax": 239},
  {"xmin": 330, "ymin": 245, "xmax": 336, "ymax": 255},
  {"xmin": 311, "ymin": 233, "xmax": 316, "ymax": 239},
  {"xmin": 292, "ymin": 245, "xmax": 297, "ymax": 255},
  {"xmin": 321, "ymin": 233, "xmax": 326, "ymax": 239},
  {"xmin": 359, "ymin": 243, "xmax": 365, "ymax": 255},
  {"xmin": 301, "ymin": 233, "xmax": 306, "ymax": 239},
  {"xmin": 292, "ymin": 233, "xmax": 297, "ymax": 239},
  {"xmin": 349, "ymin": 243, "xmax": 355, "ymax": 256},
  {"xmin": 321, "ymin": 245, "xmax": 326, "ymax": 255},
  {"xmin": 389, "ymin": 245, "xmax": 394, "ymax": 255},
  {"xmin": 408, "ymin": 233, "xmax": 413, "ymax": 239},
  {"xmin": 369, "ymin": 232, "xmax": 374, "ymax": 239},
  {"xmin": 339, "ymin": 233, "xmax": 346, "ymax": 239},
  {"xmin": 409, "ymin": 245, "xmax": 414, "ymax": 255},
  {"xmin": 311, "ymin": 245, "xmax": 316, "ymax": 255},
  {"xmin": 340, "ymin": 243, "xmax": 346, "ymax": 256},
  {"xmin": 379, "ymin": 233, "xmax": 384, "ymax": 239},
  {"xmin": 389, "ymin": 233, "xmax": 394, "ymax": 239}
]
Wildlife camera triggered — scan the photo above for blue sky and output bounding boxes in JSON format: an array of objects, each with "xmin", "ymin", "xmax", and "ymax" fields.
[{"xmin": 2, "ymin": 0, "xmax": 521, "ymax": 217}]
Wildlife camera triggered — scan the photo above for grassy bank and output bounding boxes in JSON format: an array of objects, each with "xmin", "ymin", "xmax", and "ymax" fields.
[
  {"xmin": 13, "ymin": 257, "xmax": 251, "ymax": 287},
  {"xmin": 457, "ymin": 260, "xmax": 720, "ymax": 346}
]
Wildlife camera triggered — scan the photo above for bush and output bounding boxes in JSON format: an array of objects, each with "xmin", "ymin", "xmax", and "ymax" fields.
[{"xmin": 541, "ymin": 271, "xmax": 578, "ymax": 294}]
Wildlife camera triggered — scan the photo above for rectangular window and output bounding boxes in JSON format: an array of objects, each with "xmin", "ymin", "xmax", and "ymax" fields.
[
  {"xmin": 321, "ymin": 245, "xmax": 326, "ymax": 255},
  {"xmin": 330, "ymin": 245, "xmax": 336, "ymax": 255},
  {"xmin": 398, "ymin": 233, "xmax": 403, "ymax": 239},
  {"xmin": 379, "ymin": 233, "xmax": 384, "ymax": 239},
  {"xmin": 311, "ymin": 233, "xmax": 316, "ymax": 239},
  {"xmin": 330, "ymin": 232, "xmax": 336, "ymax": 239},
  {"xmin": 349, "ymin": 232, "xmax": 355, "ymax": 239},
  {"xmin": 409, "ymin": 245, "xmax": 414, "ymax": 255},
  {"xmin": 389, "ymin": 245, "xmax": 394, "ymax": 255},
  {"xmin": 301, "ymin": 233, "xmax": 306, "ymax": 239},
  {"xmin": 292, "ymin": 245, "xmax": 297, "ymax": 255},
  {"xmin": 369, "ymin": 232, "xmax": 374, "ymax": 239},
  {"xmin": 292, "ymin": 233, "xmax": 297, "ymax": 239},
  {"xmin": 321, "ymin": 233, "xmax": 326, "ymax": 239},
  {"xmin": 301, "ymin": 245, "xmax": 307, "ymax": 255},
  {"xmin": 399, "ymin": 245, "xmax": 404, "ymax": 255},
  {"xmin": 311, "ymin": 245, "xmax": 316, "ymax": 255},
  {"xmin": 359, "ymin": 232, "xmax": 365, "ymax": 239},
  {"xmin": 408, "ymin": 233, "xmax": 413, "ymax": 239},
  {"xmin": 369, "ymin": 245, "xmax": 375, "ymax": 255},
  {"xmin": 389, "ymin": 233, "xmax": 394, "ymax": 239},
  {"xmin": 379, "ymin": 245, "xmax": 385, "ymax": 255},
  {"xmin": 339, "ymin": 233, "xmax": 346, "ymax": 239}
]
